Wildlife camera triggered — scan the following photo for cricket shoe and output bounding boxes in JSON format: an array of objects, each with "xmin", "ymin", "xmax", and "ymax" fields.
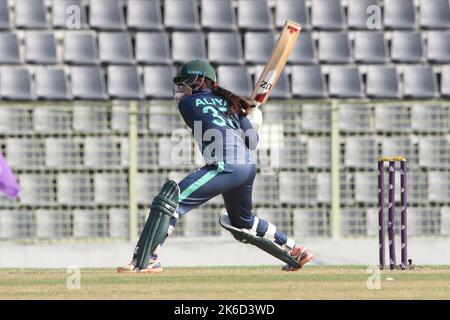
[
  {"xmin": 117, "ymin": 257, "xmax": 163, "ymax": 273},
  {"xmin": 282, "ymin": 246, "xmax": 314, "ymax": 272},
  {"xmin": 117, "ymin": 259, "xmax": 137, "ymax": 273}
]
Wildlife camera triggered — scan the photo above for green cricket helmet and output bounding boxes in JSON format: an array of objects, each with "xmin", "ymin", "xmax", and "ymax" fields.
[{"xmin": 173, "ymin": 59, "xmax": 217, "ymax": 84}]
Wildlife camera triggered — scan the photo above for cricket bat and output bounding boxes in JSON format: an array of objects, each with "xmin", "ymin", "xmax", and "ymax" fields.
[{"xmin": 251, "ymin": 20, "xmax": 302, "ymax": 107}]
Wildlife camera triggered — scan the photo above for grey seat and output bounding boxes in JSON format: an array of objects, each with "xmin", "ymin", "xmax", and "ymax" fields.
[
  {"xmin": 71, "ymin": 66, "xmax": 107, "ymax": 100},
  {"xmin": 25, "ymin": 32, "xmax": 58, "ymax": 64},
  {"xmin": 64, "ymin": 32, "xmax": 99, "ymax": 65},
  {"xmin": 84, "ymin": 137, "xmax": 121, "ymax": 168},
  {"xmin": 329, "ymin": 66, "xmax": 364, "ymax": 98},
  {"xmin": 441, "ymin": 65, "xmax": 450, "ymax": 97},
  {"xmin": 261, "ymin": 104, "xmax": 301, "ymax": 133},
  {"xmin": 418, "ymin": 136, "xmax": 449, "ymax": 169},
  {"xmin": 0, "ymin": 33, "xmax": 20, "ymax": 64},
  {"xmin": 57, "ymin": 173, "xmax": 94, "ymax": 205},
  {"xmin": 94, "ymin": 173, "xmax": 128, "ymax": 205},
  {"xmin": 172, "ymin": 32, "xmax": 206, "ymax": 63},
  {"xmin": 404, "ymin": 208, "xmax": 440, "ymax": 236},
  {"xmin": 111, "ymin": 103, "xmax": 147, "ymax": 132},
  {"xmin": 52, "ymin": 0, "xmax": 87, "ymax": 29},
  {"xmin": 238, "ymin": 0, "xmax": 272, "ymax": 31},
  {"xmin": 148, "ymin": 104, "xmax": 183, "ymax": 133},
  {"xmin": 45, "ymin": 137, "xmax": 82, "ymax": 168},
  {"xmin": 0, "ymin": 107, "xmax": 32, "ymax": 133},
  {"xmin": 158, "ymin": 136, "xmax": 192, "ymax": 169},
  {"xmin": 201, "ymin": 0, "xmax": 236, "ymax": 31},
  {"xmin": 291, "ymin": 66, "xmax": 327, "ymax": 98},
  {"xmin": 109, "ymin": 208, "xmax": 129, "ymax": 238},
  {"xmin": 354, "ymin": 172, "xmax": 377, "ymax": 204},
  {"xmin": 380, "ymin": 136, "xmax": 416, "ymax": 165},
  {"xmin": 311, "ymin": 0, "xmax": 345, "ymax": 30},
  {"xmin": 384, "ymin": 0, "xmax": 416, "ymax": 30},
  {"xmin": 354, "ymin": 32, "xmax": 388, "ymax": 63},
  {"xmin": 276, "ymin": 0, "xmax": 310, "ymax": 30},
  {"xmin": 441, "ymin": 207, "xmax": 450, "ymax": 236},
  {"xmin": 245, "ymin": 32, "xmax": 276, "ymax": 64},
  {"xmin": 340, "ymin": 209, "xmax": 367, "ymax": 237},
  {"xmin": 73, "ymin": 209, "xmax": 108, "ymax": 238},
  {"xmin": 288, "ymin": 32, "xmax": 317, "ymax": 64},
  {"xmin": 420, "ymin": 0, "xmax": 450, "ymax": 29},
  {"xmin": 0, "ymin": 0, "xmax": 10, "ymax": 29},
  {"xmin": 0, "ymin": 210, "xmax": 33, "ymax": 239},
  {"xmin": 403, "ymin": 65, "xmax": 439, "ymax": 98},
  {"xmin": 35, "ymin": 68, "xmax": 70, "ymax": 100},
  {"xmin": 254, "ymin": 65, "xmax": 291, "ymax": 99},
  {"xmin": 427, "ymin": 31, "xmax": 450, "ymax": 63},
  {"xmin": 144, "ymin": 66, "xmax": 175, "ymax": 99},
  {"xmin": 315, "ymin": 172, "xmax": 353, "ymax": 205},
  {"xmin": 89, "ymin": 0, "xmax": 125, "ymax": 30},
  {"xmin": 293, "ymin": 209, "xmax": 329, "ymax": 237},
  {"xmin": 0, "ymin": 68, "xmax": 34, "ymax": 100},
  {"xmin": 391, "ymin": 32, "xmax": 424, "ymax": 63},
  {"xmin": 127, "ymin": 0, "xmax": 163, "ymax": 30},
  {"xmin": 344, "ymin": 136, "xmax": 376, "ymax": 169},
  {"xmin": 99, "ymin": 32, "xmax": 134, "ymax": 64},
  {"xmin": 136, "ymin": 173, "xmax": 166, "ymax": 205},
  {"xmin": 253, "ymin": 175, "xmax": 279, "ymax": 204},
  {"xmin": 6, "ymin": 138, "xmax": 45, "ymax": 169},
  {"xmin": 184, "ymin": 207, "xmax": 221, "ymax": 236},
  {"xmin": 306, "ymin": 137, "xmax": 330, "ymax": 169},
  {"xmin": 131, "ymin": 137, "xmax": 159, "ymax": 169},
  {"xmin": 256, "ymin": 208, "xmax": 292, "ymax": 236},
  {"xmin": 279, "ymin": 172, "xmax": 316, "ymax": 205},
  {"xmin": 107, "ymin": 65, "xmax": 142, "ymax": 100},
  {"xmin": 366, "ymin": 66, "xmax": 400, "ymax": 98},
  {"xmin": 208, "ymin": 32, "xmax": 244, "ymax": 65},
  {"xmin": 318, "ymin": 32, "xmax": 352, "ymax": 63},
  {"xmin": 72, "ymin": 106, "xmax": 108, "ymax": 132},
  {"xmin": 216, "ymin": 65, "xmax": 252, "ymax": 98},
  {"xmin": 411, "ymin": 105, "xmax": 448, "ymax": 132},
  {"xmin": 164, "ymin": 0, "xmax": 200, "ymax": 30},
  {"xmin": 339, "ymin": 105, "xmax": 372, "ymax": 133},
  {"xmin": 135, "ymin": 32, "xmax": 171, "ymax": 64},
  {"xmin": 35, "ymin": 210, "xmax": 71, "ymax": 238},
  {"xmin": 15, "ymin": 0, "xmax": 47, "ymax": 29},
  {"xmin": 19, "ymin": 174, "xmax": 55, "ymax": 205},
  {"xmin": 348, "ymin": 0, "xmax": 381, "ymax": 30},
  {"xmin": 375, "ymin": 105, "xmax": 410, "ymax": 132},
  {"xmin": 34, "ymin": 107, "xmax": 71, "ymax": 133}
]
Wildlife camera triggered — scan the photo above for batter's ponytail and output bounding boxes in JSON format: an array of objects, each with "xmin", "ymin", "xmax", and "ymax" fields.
[{"xmin": 209, "ymin": 81, "xmax": 253, "ymax": 117}]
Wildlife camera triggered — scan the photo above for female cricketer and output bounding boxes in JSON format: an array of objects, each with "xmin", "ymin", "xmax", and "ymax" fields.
[{"xmin": 118, "ymin": 60, "xmax": 314, "ymax": 273}]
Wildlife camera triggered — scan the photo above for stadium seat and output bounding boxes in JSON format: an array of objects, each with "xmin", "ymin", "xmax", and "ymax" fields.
[
  {"xmin": 339, "ymin": 105, "xmax": 372, "ymax": 133},
  {"xmin": 354, "ymin": 172, "xmax": 377, "ymax": 204},
  {"xmin": 89, "ymin": 0, "xmax": 125, "ymax": 30},
  {"xmin": 72, "ymin": 106, "xmax": 108, "ymax": 133},
  {"xmin": 288, "ymin": 32, "xmax": 317, "ymax": 64},
  {"xmin": 391, "ymin": 31, "xmax": 424, "ymax": 63},
  {"xmin": 6, "ymin": 137, "xmax": 45, "ymax": 169},
  {"xmin": 184, "ymin": 207, "xmax": 220, "ymax": 236},
  {"xmin": 420, "ymin": 0, "xmax": 450, "ymax": 29},
  {"xmin": 19, "ymin": 174, "xmax": 56, "ymax": 205},
  {"xmin": 275, "ymin": 0, "xmax": 310, "ymax": 30},
  {"xmin": 406, "ymin": 208, "xmax": 440, "ymax": 236},
  {"xmin": 111, "ymin": 103, "xmax": 147, "ymax": 133},
  {"xmin": 73, "ymin": 209, "xmax": 108, "ymax": 238},
  {"xmin": 254, "ymin": 65, "xmax": 291, "ymax": 99},
  {"xmin": 35, "ymin": 210, "xmax": 71, "ymax": 238},
  {"xmin": 403, "ymin": 65, "xmax": 439, "ymax": 98},
  {"xmin": 300, "ymin": 104, "xmax": 331, "ymax": 133},
  {"xmin": 306, "ymin": 137, "xmax": 330, "ymax": 169},
  {"xmin": 384, "ymin": 0, "xmax": 416, "ymax": 30},
  {"xmin": 0, "ymin": 33, "xmax": 21, "ymax": 64},
  {"xmin": 15, "ymin": 0, "xmax": 48, "ymax": 29},
  {"xmin": 244, "ymin": 32, "xmax": 276, "ymax": 64},
  {"xmin": 94, "ymin": 173, "xmax": 128, "ymax": 205},
  {"xmin": 35, "ymin": 68, "xmax": 70, "ymax": 100},
  {"xmin": 107, "ymin": 65, "xmax": 142, "ymax": 100},
  {"xmin": 418, "ymin": 136, "xmax": 449, "ymax": 169},
  {"xmin": 428, "ymin": 172, "xmax": 450, "ymax": 202},
  {"xmin": 427, "ymin": 31, "xmax": 450, "ymax": 63},
  {"xmin": 293, "ymin": 209, "xmax": 329, "ymax": 237},
  {"xmin": 216, "ymin": 65, "xmax": 252, "ymax": 98},
  {"xmin": 98, "ymin": 32, "xmax": 134, "ymax": 64},
  {"xmin": 344, "ymin": 136, "xmax": 376, "ymax": 169},
  {"xmin": 208, "ymin": 32, "xmax": 244, "ymax": 65},
  {"xmin": 256, "ymin": 208, "xmax": 292, "ymax": 236},
  {"xmin": 34, "ymin": 107, "xmax": 71, "ymax": 133},
  {"xmin": 134, "ymin": 137, "xmax": 159, "ymax": 169},
  {"xmin": 340, "ymin": 209, "xmax": 367, "ymax": 237},
  {"xmin": 238, "ymin": 0, "xmax": 272, "ymax": 31},
  {"xmin": 253, "ymin": 174, "xmax": 279, "ymax": 204},
  {"xmin": 0, "ymin": 0, "xmax": 10, "ymax": 29},
  {"xmin": 164, "ymin": 0, "xmax": 200, "ymax": 30},
  {"xmin": 329, "ymin": 66, "xmax": 364, "ymax": 98},
  {"xmin": 318, "ymin": 32, "xmax": 352, "ymax": 63},
  {"xmin": 0, "ymin": 107, "xmax": 32, "ymax": 133},
  {"xmin": 201, "ymin": 0, "xmax": 236, "ymax": 31},
  {"xmin": 0, "ymin": 68, "xmax": 34, "ymax": 100},
  {"xmin": 148, "ymin": 103, "xmax": 183, "ymax": 133},
  {"xmin": 261, "ymin": 104, "xmax": 301, "ymax": 133},
  {"xmin": 158, "ymin": 135, "xmax": 193, "ymax": 169},
  {"xmin": 354, "ymin": 32, "xmax": 388, "ymax": 63},
  {"xmin": 135, "ymin": 32, "xmax": 171, "ymax": 65},
  {"xmin": 291, "ymin": 66, "xmax": 328, "ymax": 98},
  {"xmin": 366, "ymin": 66, "xmax": 400, "ymax": 98},
  {"xmin": 441, "ymin": 207, "xmax": 450, "ymax": 236},
  {"xmin": 311, "ymin": 0, "xmax": 345, "ymax": 30},
  {"xmin": 0, "ymin": 210, "xmax": 33, "ymax": 239},
  {"xmin": 380, "ymin": 136, "xmax": 417, "ymax": 166},
  {"xmin": 316, "ymin": 172, "xmax": 353, "ymax": 205},
  {"xmin": 279, "ymin": 172, "xmax": 316, "ymax": 205},
  {"xmin": 84, "ymin": 137, "xmax": 121, "ymax": 168},
  {"xmin": 411, "ymin": 105, "xmax": 448, "ymax": 133},
  {"xmin": 136, "ymin": 173, "xmax": 166, "ymax": 205},
  {"xmin": 71, "ymin": 66, "xmax": 107, "ymax": 100},
  {"xmin": 144, "ymin": 66, "xmax": 175, "ymax": 99},
  {"xmin": 347, "ymin": 0, "xmax": 381, "ymax": 30},
  {"xmin": 52, "ymin": 0, "xmax": 87, "ymax": 29},
  {"xmin": 127, "ymin": 0, "xmax": 163, "ymax": 30},
  {"xmin": 63, "ymin": 32, "xmax": 99, "ymax": 65},
  {"xmin": 57, "ymin": 173, "xmax": 94, "ymax": 205},
  {"xmin": 109, "ymin": 208, "xmax": 129, "ymax": 238},
  {"xmin": 374, "ymin": 105, "xmax": 410, "ymax": 133},
  {"xmin": 441, "ymin": 65, "xmax": 450, "ymax": 97},
  {"xmin": 25, "ymin": 32, "xmax": 58, "ymax": 64},
  {"xmin": 172, "ymin": 32, "xmax": 206, "ymax": 63},
  {"xmin": 45, "ymin": 137, "xmax": 82, "ymax": 169}
]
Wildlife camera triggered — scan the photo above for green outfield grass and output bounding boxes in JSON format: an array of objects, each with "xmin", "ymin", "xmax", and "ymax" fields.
[{"xmin": 1, "ymin": 266, "xmax": 450, "ymax": 300}]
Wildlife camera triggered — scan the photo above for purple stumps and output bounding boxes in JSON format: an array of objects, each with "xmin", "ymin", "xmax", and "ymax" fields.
[
  {"xmin": 388, "ymin": 161, "xmax": 397, "ymax": 270},
  {"xmin": 400, "ymin": 160, "xmax": 408, "ymax": 270},
  {"xmin": 378, "ymin": 160, "xmax": 386, "ymax": 270}
]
